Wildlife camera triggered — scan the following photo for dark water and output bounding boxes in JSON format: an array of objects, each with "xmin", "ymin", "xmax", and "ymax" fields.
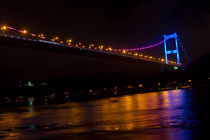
[{"xmin": 0, "ymin": 89, "xmax": 210, "ymax": 140}]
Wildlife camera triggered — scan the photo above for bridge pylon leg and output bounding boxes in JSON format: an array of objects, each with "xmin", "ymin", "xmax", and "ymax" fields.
[{"xmin": 163, "ymin": 33, "xmax": 180, "ymax": 65}]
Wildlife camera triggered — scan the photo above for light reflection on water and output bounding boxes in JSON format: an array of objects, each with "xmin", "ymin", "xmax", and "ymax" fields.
[{"xmin": 0, "ymin": 89, "xmax": 209, "ymax": 139}]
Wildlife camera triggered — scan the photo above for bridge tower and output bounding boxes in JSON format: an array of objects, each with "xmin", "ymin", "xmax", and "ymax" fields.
[{"xmin": 163, "ymin": 33, "xmax": 180, "ymax": 65}]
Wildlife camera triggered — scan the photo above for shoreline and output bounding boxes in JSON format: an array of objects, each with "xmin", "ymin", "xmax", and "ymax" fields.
[{"xmin": 0, "ymin": 87, "xmax": 191, "ymax": 108}]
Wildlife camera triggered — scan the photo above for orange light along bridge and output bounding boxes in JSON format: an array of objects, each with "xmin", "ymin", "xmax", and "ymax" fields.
[{"xmin": 0, "ymin": 24, "xmax": 190, "ymax": 67}]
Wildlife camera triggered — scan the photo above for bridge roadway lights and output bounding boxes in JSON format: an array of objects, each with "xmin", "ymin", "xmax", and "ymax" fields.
[
  {"xmin": 163, "ymin": 33, "xmax": 180, "ymax": 65},
  {"xmin": 1, "ymin": 33, "xmax": 181, "ymax": 65}
]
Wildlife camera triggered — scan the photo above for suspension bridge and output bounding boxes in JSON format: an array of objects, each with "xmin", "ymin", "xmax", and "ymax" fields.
[
  {"xmin": 0, "ymin": 24, "xmax": 190, "ymax": 66},
  {"xmin": 0, "ymin": 24, "xmax": 191, "ymax": 85}
]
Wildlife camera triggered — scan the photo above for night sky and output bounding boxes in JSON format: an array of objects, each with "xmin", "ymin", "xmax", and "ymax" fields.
[{"xmin": 1, "ymin": 0, "xmax": 210, "ymax": 61}]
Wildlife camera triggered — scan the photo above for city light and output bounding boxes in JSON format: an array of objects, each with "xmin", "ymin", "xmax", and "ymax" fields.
[
  {"xmin": 122, "ymin": 50, "xmax": 126, "ymax": 54},
  {"xmin": 67, "ymin": 39, "xmax": 72, "ymax": 43},
  {"xmin": 51, "ymin": 36, "xmax": 59, "ymax": 42},
  {"xmin": 107, "ymin": 47, "xmax": 112, "ymax": 51},
  {"xmin": 28, "ymin": 97, "xmax": 34, "ymax": 106},
  {"xmin": 138, "ymin": 84, "xmax": 143, "ymax": 88},
  {"xmin": 38, "ymin": 33, "xmax": 45, "ymax": 39},
  {"xmin": 134, "ymin": 53, "xmax": 138, "ymax": 56},
  {"xmin": 99, "ymin": 45, "xmax": 104, "ymax": 50},
  {"xmin": 22, "ymin": 30, "xmax": 27, "ymax": 34},
  {"xmin": 31, "ymin": 33, "xmax": 36, "ymax": 37},
  {"xmin": 1, "ymin": 25, "xmax": 7, "ymax": 30},
  {"xmin": 174, "ymin": 66, "xmax": 178, "ymax": 70}
]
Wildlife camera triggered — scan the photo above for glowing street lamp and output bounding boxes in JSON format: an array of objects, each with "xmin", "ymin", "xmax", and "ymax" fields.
[
  {"xmin": 22, "ymin": 30, "xmax": 27, "ymax": 34},
  {"xmin": 38, "ymin": 33, "xmax": 45, "ymax": 39},
  {"xmin": 38, "ymin": 33, "xmax": 44, "ymax": 38},
  {"xmin": 67, "ymin": 39, "xmax": 72, "ymax": 43},
  {"xmin": 138, "ymin": 84, "xmax": 143, "ymax": 88},
  {"xmin": 122, "ymin": 50, "xmax": 126, "ymax": 54},
  {"xmin": 134, "ymin": 53, "xmax": 138, "ymax": 56},
  {"xmin": 99, "ymin": 45, "xmax": 104, "ymax": 50},
  {"xmin": 51, "ymin": 36, "xmax": 59, "ymax": 42},
  {"xmin": 1, "ymin": 25, "xmax": 7, "ymax": 31},
  {"xmin": 89, "ymin": 44, "xmax": 94, "ymax": 49}
]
